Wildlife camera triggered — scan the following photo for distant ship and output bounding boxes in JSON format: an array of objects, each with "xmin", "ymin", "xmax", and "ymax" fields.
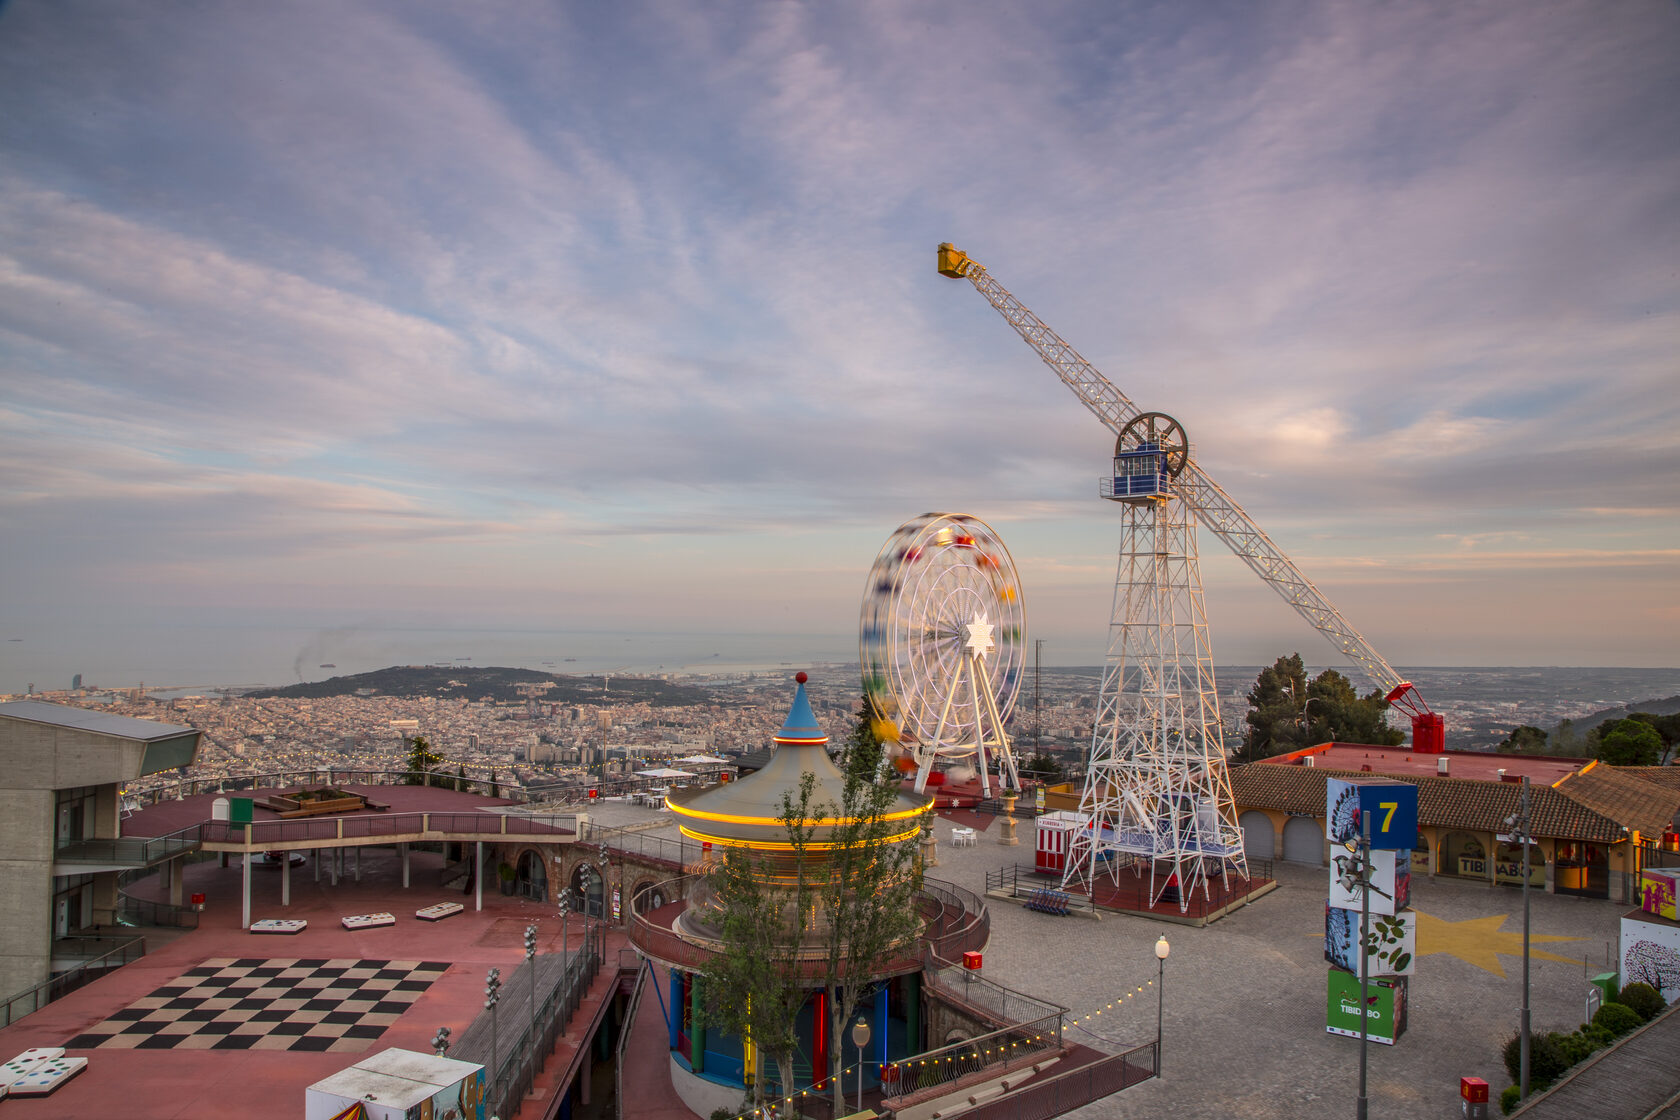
[
  {"xmin": 319, "ymin": 664, "xmax": 336, "ymax": 669},
  {"xmin": 564, "ymin": 658, "xmax": 577, "ymax": 662}
]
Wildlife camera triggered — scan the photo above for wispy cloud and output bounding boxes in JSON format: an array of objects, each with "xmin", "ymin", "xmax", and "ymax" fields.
[{"xmin": 0, "ymin": 0, "xmax": 1676, "ymax": 678}]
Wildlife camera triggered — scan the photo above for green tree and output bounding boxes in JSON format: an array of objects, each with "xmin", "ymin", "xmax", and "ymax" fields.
[
  {"xmin": 488, "ymin": 769, "xmax": 501, "ymax": 798},
  {"xmin": 697, "ymin": 776, "xmax": 820, "ymax": 1112},
  {"xmin": 454, "ymin": 764, "xmax": 467, "ymax": 792},
  {"xmin": 1303, "ymin": 669, "xmax": 1404, "ymax": 748},
  {"xmin": 1627, "ymin": 712, "xmax": 1680, "ymax": 765},
  {"xmin": 1553, "ymin": 718, "xmax": 1581, "ymax": 755},
  {"xmin": 1596, "ymin": 719, "xmax": 1664, "ymax": 767},
  {"xmin": 842, "ymin": 694, "xmax": 887, "ymax": 783},
  {"xmin": 1497, "ymin": 726, "xmax": 1549, "ymax": 754},
  {"xmin": 815, "ymin": 708, "xmax": 926, "ymax": 1115},
  {"xmin": 1238, "ymin": 655, "xmax": 1402, "ymax": 762},
  {"xmin": 404, "ymin": 735, "xmax": 442, "ymax": 785},
  {"xmin": 1239, "ymin": 654, "xmax": 1308, "ymax": 762}
]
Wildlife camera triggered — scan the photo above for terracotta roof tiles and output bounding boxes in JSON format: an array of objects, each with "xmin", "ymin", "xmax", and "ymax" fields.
[{"xmin": 1229, "ymin": 763, "xmax": 1626, "ymax": 844}]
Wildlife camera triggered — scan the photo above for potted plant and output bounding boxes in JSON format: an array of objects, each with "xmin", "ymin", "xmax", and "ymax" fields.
[{"xmin": 497, "ymin": 862, "xmax": 517, "ymax": 895}]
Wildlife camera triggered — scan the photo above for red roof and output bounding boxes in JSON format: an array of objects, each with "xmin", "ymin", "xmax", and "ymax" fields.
[{"xmin": 1261, "ymin": 743, "xmax": 1585, "ymax": 785}]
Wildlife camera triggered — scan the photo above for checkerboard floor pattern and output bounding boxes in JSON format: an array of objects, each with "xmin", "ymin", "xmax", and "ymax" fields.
[{"xmin": 65, "ymin": 958, "xmax": 450, "ymax": 1053}]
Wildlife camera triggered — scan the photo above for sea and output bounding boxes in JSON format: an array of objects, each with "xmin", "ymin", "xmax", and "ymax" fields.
[{"xmin": 3, "ymin": 623, "xmax": 1676, "ymax": 750}]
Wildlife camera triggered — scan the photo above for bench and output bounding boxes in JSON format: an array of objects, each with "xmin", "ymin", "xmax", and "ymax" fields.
[
  {"xmin": 340, "ymin": 912, "xmax": 396, "ymax": 930},
  {"xmin": 250, "ymin": 918, "xmax": 308, "ymax": 934},
  {"xmin": 1025, "ymin": 889, "xmax": 1071, "ymax": 915},
  {"xmin": 416, "ymin": 902, "xmax": 464, "ymax": 922}
]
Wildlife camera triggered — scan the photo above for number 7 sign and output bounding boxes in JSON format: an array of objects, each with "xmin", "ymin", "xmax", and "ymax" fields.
[{"xmin": 1358, "ymin": 783, "xmax": 1418, "ymax": 851}]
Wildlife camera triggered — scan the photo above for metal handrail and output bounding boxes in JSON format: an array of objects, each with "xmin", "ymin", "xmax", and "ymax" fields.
[
  {"xmin": 196, "ymin": 809, "xmax": 576, "ymax": 848},
  {"xmin": 127, "ymin": 770, "xmax": 531, "ymax": 806},
  {"xmin": 625, "ymin": 875, "xmax": 989, "ymax": 971},
  {"xmin": 452, "ymin": 921, "xmax": 605, "ymax": 1119},
  {"xmin": 923, "ymin": 948, "xmax": 1068, "ymax": 1036},
  {"xmin": 961, "ymin": 1040, "xmax": 1159, "ymax": 1120},
  {"xmin": 614, "ymin": 955, "xmax": 650, "ymax": 1120},
  {"xmin": 2, "ymin": 937, "xmax": 148, "ymax": 1028},
  {"xmin": 987, "ymin": 859, "xmax": 1273, "ymax": 919},
  {"xmin": 883, "ymin": 1011, "xmax": 1066, "ymax": 1103},
  {"xmin": 54, "ymin": 823, "xmax": 205, "ymax": 866}
]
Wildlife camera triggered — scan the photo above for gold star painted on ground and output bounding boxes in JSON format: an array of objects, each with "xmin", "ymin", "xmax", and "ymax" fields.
[{"xmin": 1413, "ymin": 910, "xmax": 1585, "ymax": 978}]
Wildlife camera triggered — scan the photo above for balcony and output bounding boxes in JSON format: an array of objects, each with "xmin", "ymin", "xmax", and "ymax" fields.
[
  {"xmin": 52, "ymin": 825, "xmax": 204, "ymax": 874},
  {"xmin": 626, "ymin": 874, "xmax": 990, "ymax": 973}
]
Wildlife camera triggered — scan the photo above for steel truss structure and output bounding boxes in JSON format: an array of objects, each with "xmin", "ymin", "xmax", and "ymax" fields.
[
  {"xmin": 1068, "ymin": 489, "xmax": 1246, "ymax": 906},
  {"xmin": 936, "ymin": 242, "xmax": 1431, "ymax": 910}
]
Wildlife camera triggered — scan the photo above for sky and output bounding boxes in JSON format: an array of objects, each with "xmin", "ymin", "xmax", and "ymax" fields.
[{"xmin": 1, "ymin": 0, "xmax": 1677, "ymax": 693}]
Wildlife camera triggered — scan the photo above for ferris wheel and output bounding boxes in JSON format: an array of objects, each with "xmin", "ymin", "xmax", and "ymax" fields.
[{"xmin": 860, "ymin": 512, "xmax": 1027, "ymax": 796}]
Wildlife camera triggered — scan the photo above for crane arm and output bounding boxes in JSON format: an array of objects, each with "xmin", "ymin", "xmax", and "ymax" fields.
[
  {"xmin": 938, "ymin": 242, "xmax": 1441, "ymax": 744},
  {"xmin": 938, "ymin": 243, "xmax": 1143, "ymax": 436}
]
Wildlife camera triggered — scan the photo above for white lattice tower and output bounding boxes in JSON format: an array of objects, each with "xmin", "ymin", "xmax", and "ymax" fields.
[{"xmin": 1061, "ymin": 489, "xmax": 1248, "ymax": 911}]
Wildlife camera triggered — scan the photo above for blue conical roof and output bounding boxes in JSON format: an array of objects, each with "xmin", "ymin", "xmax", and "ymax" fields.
[{"xmin": 776, "ymin": 673, "xmax": 826, "ymax": 744}]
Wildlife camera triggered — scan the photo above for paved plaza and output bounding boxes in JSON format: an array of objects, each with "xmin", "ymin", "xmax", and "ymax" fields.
[{"xmin": 925, "ymin": 816, "xmax": 1625, "ymax": 1120}]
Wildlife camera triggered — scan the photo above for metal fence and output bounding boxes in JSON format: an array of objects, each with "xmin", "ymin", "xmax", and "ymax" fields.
[
  {"xmin": 923, "ymin": 950, "xmax": 1067, "ymax": 1037},
  {"xmin": 587, "ymin": 824, "xmax": 704, "ymax": 870},
  {"xmin": 451, "ymin": 922, "xmax": 604, "ymax": 1120},
  {"xmin": 960, "ymin": 1041, "xmax": 1159, "ymax": 1120},
  {"xmin": 920, "ymin": 878, "xmax": 992, "ymax": 961},
  {"xmin": 988, "ymin": 859, "xmax": 1273, "ymax": 921},
  {"xmin": 614, "ymin": 954, "xmax": 650, "ymax": 1120},
  {"xmin": 885, "ymin": 1010, "xmax": 1066, "ymax": 1103},
  {"xmin": 54, "ymin": 823, "xmax": 206, "ymax": 867},
  {"xmin": 129, "ymin": 769, "xmax": 531, "ymax": 806},
  {"xmin": 1, "ymin": 937, "xmax": 148, "ymax": 1028},
  {"xmin": 197, "ymin": 809, "xmax": 573, "ymax": 847}
]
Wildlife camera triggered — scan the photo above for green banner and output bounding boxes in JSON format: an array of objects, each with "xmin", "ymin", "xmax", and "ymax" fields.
[{"xmin": 1325, "ymin": 969, "xmax": 1407, "ymax": 1045}]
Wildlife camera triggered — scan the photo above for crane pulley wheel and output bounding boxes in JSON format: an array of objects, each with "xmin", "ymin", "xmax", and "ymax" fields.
[{"xmin": 1116, "ymin": 412, "xmax": 1189, "ymax": 478}]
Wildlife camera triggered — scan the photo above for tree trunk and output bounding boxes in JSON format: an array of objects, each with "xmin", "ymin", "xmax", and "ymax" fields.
[
  {"xmin": 829, "ymin": 983, "xmax": 847, "ymax": 1116},
  {"xmin": 775, "ymin": 1054, "xmax": 798, "ymax": 1119}
]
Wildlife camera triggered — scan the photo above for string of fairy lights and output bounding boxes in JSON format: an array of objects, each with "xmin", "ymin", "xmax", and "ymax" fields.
[{"xmin": 706, "ymin": 973, "xmax": 1159, "ymax": 1120}]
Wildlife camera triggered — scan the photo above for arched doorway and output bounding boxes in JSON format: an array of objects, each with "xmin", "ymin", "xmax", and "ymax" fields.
[
  {"xmin": 516, "ymin": 849, "xmax": 548, "ymax": 902},
  {"xmin": 571, "ymin": 863, "xmax": 605, "ymax": 917},
  {"xmin": 1440, "ymin": 831, "xmax": 1486, "ymax": 879},
  {"xmin": 632, "ymin": 879, "xmax": 668, "ymax": 915},
  {"xmin": 1239, "ymin": 811, "xmax": 1276, "ymax": 861},
  {"xmin": 1282, "ymin": 817, "xmax": 1323, "ymax": 865}
]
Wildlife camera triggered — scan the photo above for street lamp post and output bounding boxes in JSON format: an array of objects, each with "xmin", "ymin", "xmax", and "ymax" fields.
[
  {"xmin": 524, "ymin": 924, "xmax": 538, "ymax": 1045},
  {"xmin": 557, "ymin": 889, "xmax": 571, "ymax": 962},
  {"xmin": 1155, "ymin": 935, "xmax": 1170, "ymax": 1075},
  {"xmin": 598, "ymin": 842, "xmax": 612, "ymax": 924},
  {"xmin": 851, "ymin": 1017, "xmax": 872, "ymax": 1113},
  {"xmin": 484, "ymin": 967, "xmax": 502, "ymax": 1086}
]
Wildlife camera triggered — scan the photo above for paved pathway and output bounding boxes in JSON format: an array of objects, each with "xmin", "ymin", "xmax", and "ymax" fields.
[{"xmin": 926, "ymin": 827, "xmax": 1625, "ymax": 1119}]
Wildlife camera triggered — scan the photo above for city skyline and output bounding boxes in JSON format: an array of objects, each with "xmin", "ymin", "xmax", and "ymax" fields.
[{"xmin": 2, "ymin": 1, "xmax": 1677, "ymax": 682}]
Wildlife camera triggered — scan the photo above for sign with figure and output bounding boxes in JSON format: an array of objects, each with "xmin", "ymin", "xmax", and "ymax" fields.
[{"xmin": 1329, "ymin": 847, "xmax": 1411, "ymax": 916}]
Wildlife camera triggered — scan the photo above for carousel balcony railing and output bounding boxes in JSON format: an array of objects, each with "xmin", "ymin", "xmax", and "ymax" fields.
[{"xmin": 626, "ymin": 874, "xmax": 990, "ymax": 971}]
